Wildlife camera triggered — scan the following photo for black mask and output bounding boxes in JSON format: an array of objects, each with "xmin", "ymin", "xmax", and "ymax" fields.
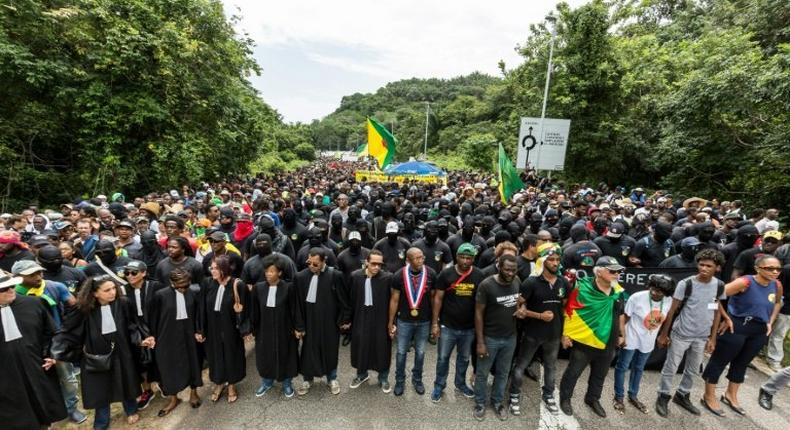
[
  {"xmin": 95, "ymin": 240, "xmax": 117, "ymax": 265},
  {"xmin": 255, "ymin": 233, "xmax": 273, "ymax": 257},
  {"xmin": 681, "ymin": 245, "xmax": 699, "ymax": 261},
  {"xmin": 653, "ymin": 222, "xmax": 673, "ymax": 243},
  {"xmin": 38, "ymin": 245, "xmax": 63, "ymax": 272},
  {"xmin": 349, "ymin": 239, "xmax": 361, "ymax": 251},
  {"xmin": 387, "ymin": 233, "xmax": 398, "ymax": 244}
]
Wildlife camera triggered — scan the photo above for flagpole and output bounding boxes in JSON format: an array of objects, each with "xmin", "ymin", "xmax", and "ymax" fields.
[
  {"xmin": 535, "ymin": 13, "xmax": 557, "ymax": 173},
  {"xmin": 423, "ymin": 101, "xmax": 430, "ymax": 159}
]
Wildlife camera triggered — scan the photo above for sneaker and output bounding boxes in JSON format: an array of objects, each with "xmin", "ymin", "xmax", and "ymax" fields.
[
  {"xmin": 69, "ymin": 410, "xmax": 88, "ymax": 424},
  {"xmin": 137, "ymin": 389, "xmax": 155, "ymax": 410},
  {"xmin": 473, "ymin": 404, "xmax": 486, "ymax": 421},
  {"xmin": 329, "ymin": 380, "xmax": 340, "ymax": 395},
  {"xmin": 380, "ymin": 381, "xmax": 392, "ymax": 394},
  {"xmin": 672, "ymin": 392, "xmax": 700, "ymax": 415},
  {"xmin": 431, "ymin": 388, "xmax": 442, "ymax": 403},
  {"xmin": 543, "ymin": 396, "xmax": 559, "ymax": 414},
  {"xmin": 455, "ymin": 385, "xmax": 475, "ymax": 398},
  {"xmin": 494, "ymin": 403, "xmax": 508, "ymax": 421},
  {"xmin": 255, "ymin": 383, "xmax": 273, "ymax": 398},
  {"xmin": 350, "ymin": 374, "xmax": 370, "ymax": 389},
  {"xmin": 296, "ymin": 381, "xmax": 310, "ymax": 396},
  {"xmin": 560, "ymin": 398, "xmax": 573, "ymax": 416},
  {"xmin": 509, "ymin": 395, "xmax": 521, "ymax": 416},
  {"xmin": 655, "ymin": 393, "xmax": 670, "ymax": 417},
  {"xmin": 413, "ymin": 381, "xmax": 425, "ymax": 395},
  {"xmin": 393, "ymin": 382, "xmax": 405, "ymax": 396},
  {"xmin": 283, "ymin": 384, "xmax": 295, "ymax": 398}
]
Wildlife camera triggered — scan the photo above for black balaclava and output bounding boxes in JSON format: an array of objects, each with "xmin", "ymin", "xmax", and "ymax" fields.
[
  {"xmin": 282, "ymin": 209, "xmax": 297, "ymax": 228},
  {"xmin": 95, "ymin": 240, "xmax": 117, "ymax": 265},
  {"xmin": 653, "ymin": 222, "xmax": 673, "ymax": 243},
  {"xmin": 680, "ymin": 241, "xmax": 700, "ymax": 261},
  {"xmin": 570, "ymin": 223, "xmax": 589, "ymax": 243},
  {"xmin": 314, "ymin": 219, "xmax": 330, "ymax": 242},
  {"xmin": 481, "ymin": 216, "xmax": 496, "ymax": 237},
  {"xmin": 696, "ymin": 221, "xmax": 715, "ymax": 243},
  {"xmin": 558, "ymin": 217, "xmax": 575, "ymax": 241},
  {"xmin": 381, "ymin": 202, "xmax": 394, "ymax": 219},
  {"xmin": 255, "ymin": 233, "xmax": 273, "ymax": 257},
  {"xmin": 494, "ymin": 230, "xmax": 512, "ymax": 246},
  {"xmin": 402, "ymin": 212, "xmax": 416, "ymax": 233},
  {"xmin": 141, "ymin": 230, "xmax": 158, "ymax": 250},
  {"xmin": 544, "ymin": 209, "xmax": 559, "ymax": 227},
  {"xmin": 436, "ymin": 219, "xmax": 449, "ymax": 241},
  {"xmin": 462, "ymin": 216, "xmax": 475, "ymax": 241},
  {"xmin": 424, "ymin": 221, "xmax": 439, "ymax": 245},
  {"xmin": 330, "ymin": 213, "xmax": 343, "ymax": 232},
  {"xmin": 735, "ymin": 224, "xmax": 759, "ymax": 250},
  {"xmin": 38, "ymin": 245, "xmax": 63, "ymax": 272},
  {"xmin": 259, "ymin": 216, "xmax": 277, "ymax": 238},
  {"xmin": 308, "ymin": 228, "xmax": 322, "ymax": 247},
  {"xmin": 529, "ymin": 212, "xmax": 543, "ymax": 234},
  {"xmin": 347, "ymin": 206, "xmax": 361, "ymax": 224},
  {"xmin": 498, "ymin": 210, "xmax": 512, "ymax": 229}
]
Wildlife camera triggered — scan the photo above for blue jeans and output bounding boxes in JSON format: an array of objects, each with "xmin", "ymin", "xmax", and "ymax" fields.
[
  {"xmin": 434, "ymin": 326, "xmax": 474, "ymax": 391},
  {"xmin": 56, "ymin": 361, "xmax": 80, "ymax": 414},
  {"xmin": 357, "ymin": 369, "xmax": 390, "ymax": 384},
  {"xmin": 305, "ymin": 368, "xmax": 337, "ymax": 383},
  {"xmin": 395, "ymin": 319, "xmax": 430, "ymax": 384},
  {"xmin": 94, "ymin": 399, "xmax": 137, "ymax": 430},
  {"xmin": 474, "ymin": 335, "xmax": 516, "ymax": 406},
  {"xmin": 614, "ymin": 348, "xmax": 650, "ymax": 400},
  {"xmin": 261, "ymin": 377, "xmax": 292, "ymax": 389}
]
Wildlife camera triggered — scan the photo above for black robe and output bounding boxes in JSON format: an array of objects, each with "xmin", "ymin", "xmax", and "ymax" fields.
[
  {"xmin": 0, "ymin": 295, "xmax": 66, "ymax": 429},
  {"xmin": 125, "ymin": 280, "xmax": 163, "ymax": 380},
  {"xmin": 56, "ymin": 298, "xmax": 145, "ymax": 408},
  {"xmin": 149, "ymin": 287, "xmax": 203, "ymax": 395},
  {"xmin": 250, "ymin": 281, "xmax": 303, "ymax": 381},
  {"xmin": 349, "ymin": 270, "xmax": 392, "ymax": 373},
  {"xmin": 199, "ymin": 278, "xmax": 248, "ymax": 385},
  {"xmin": 294, "ymin": 267, "xmax": 350, "ymax": 378}
]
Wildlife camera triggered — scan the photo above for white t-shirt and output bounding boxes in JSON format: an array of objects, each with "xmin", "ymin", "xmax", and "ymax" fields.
[{"xmin": 624, "ymin": 290, "xmax": 672, "ymax": 353}]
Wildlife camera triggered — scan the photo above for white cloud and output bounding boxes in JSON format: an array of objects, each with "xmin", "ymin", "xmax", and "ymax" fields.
[{"xmin": 222, "ymin": 0, "xmax": 589, "ymax": 122}]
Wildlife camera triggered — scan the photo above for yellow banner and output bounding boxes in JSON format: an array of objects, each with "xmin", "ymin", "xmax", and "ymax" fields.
[{"xmin": 355, "ymin": 170, "xmax": 447, "ymax": 185}]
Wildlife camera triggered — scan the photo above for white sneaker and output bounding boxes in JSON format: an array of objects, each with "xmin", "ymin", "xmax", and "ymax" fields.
[
  {"xmin": 296, "ymin": 381, "xmax": 310, "ymax": 396},
  {"xmin": 330, "ymin": 380, "xmax": 340, "ymax": 395}
]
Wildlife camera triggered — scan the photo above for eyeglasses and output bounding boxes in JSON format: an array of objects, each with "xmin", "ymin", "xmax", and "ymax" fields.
[
  {"xmin": 607, "ymin": 269, "xmax": 624, "ymax": 275},
  {"xmin": 124, "ymin": 270, "xmax": 140, "ymax": 276},
  {"xmin": 0, "ymin": 286, "xmax": 14, "ymax": 293},
  {"xmin": 758, "ymin": 267, "xmax": 782, "ymax": 272}
]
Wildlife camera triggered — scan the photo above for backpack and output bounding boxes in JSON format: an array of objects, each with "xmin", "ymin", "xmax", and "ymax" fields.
[{"xmin": 673, "ymin": 277, "xmax": 725, "ymax": 324}]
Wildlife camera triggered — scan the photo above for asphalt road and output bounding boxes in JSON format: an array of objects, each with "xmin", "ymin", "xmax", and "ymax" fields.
[{"xmin": 55, "ymin": 339, "xmax": 789, "ymax": 430}]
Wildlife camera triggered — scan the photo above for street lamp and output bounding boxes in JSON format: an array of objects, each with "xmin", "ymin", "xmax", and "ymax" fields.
[{"xmin": 534, "ymin": 12, "xmax": 557, "ymax": 174}]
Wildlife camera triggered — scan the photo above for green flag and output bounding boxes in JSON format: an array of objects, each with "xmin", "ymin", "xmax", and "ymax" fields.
[{"xmin": 497, "ymin": 143, "xmax": 524, "ymax": 203}]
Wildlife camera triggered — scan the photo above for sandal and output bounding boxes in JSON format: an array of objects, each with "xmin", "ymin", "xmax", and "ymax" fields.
[
  {"xmin": 228, "ymin": 386, "xmax": 238, "ymax": 404},
  {"xmin": 613, "ymin": 398, "xmax": 625, "ymax": 414},
  {"xmin": 628, "ymin": 397, "xmax": 648, "ymax": 414},
  {"xmin": 157, "ymin": 399, "xmax": 181, "ymax": 417},
  {"xmin": 211, "ymin": 385, "xmax": 226, "ymax": 402},
  {"xmin": 721, "ymin": 395, "xmax": 746, "ymax": 415}
]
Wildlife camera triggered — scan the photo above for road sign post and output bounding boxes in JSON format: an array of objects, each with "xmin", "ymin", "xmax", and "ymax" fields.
[{"xmin": 516, "ymin": 117, "xmax": 571, "ymax": 171}]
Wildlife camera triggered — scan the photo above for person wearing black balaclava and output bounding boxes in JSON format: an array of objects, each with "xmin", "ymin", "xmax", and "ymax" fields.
[
  {"xmin": 246, "ymin": 216, "xmax": 295, "ymax": 263},
  {"xmin": 447, "ymin": 216, "xmax": 487, "ymax": 260},
  {"xmin": 558, "ymin": 217, "xmax": 575, "ymax": 244},
  {"xmin": 494, "ymin": 211, "xmax": 512, "ymax": 234},
  {"xmin": 594, "ymin": 222, "xmax": 637, "ymax": 268},
  {"xmin": 528, "ymin": 212, "xmax": 543, "ymax": 235},
  {"xmin": 39, "ymin": 244, "xmax": 87, "ymax": 294},
  {"xmin": 480, "ymin": 216, "xmax": 497, "ymax": 240},
  {"xmin": 477, "ymin": 231, "xmax": 512, "ymax": 269},
  {"xmin": 134, "ymin": 230, "xmax": 166, "ymax": 275},
  {"xmin": 540, "ymin": 209, "xmax": 559, "ymax": 231},
  {"xmin": 296, "ymin": 228, "xmax": 337, "ymax": 271},
  {"xmin": 401, "ymin": 212, "xmax": 422, "ymax": 243},
  {"xmin": 312, "ymin": 219, "xmax": 339, "ymax": 256},
  {"xmin": 218, "ymin": 207, "xmax": 236, "ymax": 236},
  {"xmin": 241, "ymin": 233, "xmax": 296, "ymax": 287},
  {"xmin": 628, "ymin": 221, "xmax": 675, "ymax": 268},
  {"xmin": 373, "ymin": 201, "xmax": 395, "ymax": 241},
  {"xmin": 329, "ymin": 213, "xmax": 345, "ymax": 248},
  {"xmin": 354, "ymin": 218, "xmax": 376, "ymax": 250},
  {"xmin": 436, "ymin": 218, "xmax": 451, "ymax": 243},
  {"xmin": 344, "ymin": 206, "xmax": 367, "ymax": 236},
  {"xmin": 373, "ymin": 222, "xmax": 411, "ymax": 274},
  {"xmin": 337, "ymin": 231, "xmax": 370, "ymax": 284},
  {"xmin": 659, "ymin": 236, "xmax": 701, "ymax": 268},
  {"xmin": 693, "ymin": 221, "xmax": 718, "ymax": 251},
  {"xmin": 413, "ymin": 221, "xmax": 453, "ymax": 274},
  {"xmin": 720, "ymin": 224, "xmax": 758, "ymax": 282},
  {"xmin": 561, "ymin": 224, "xmax": 602, "ymax": 273},
  {"xmin": 83, "ymin": 239, "xmax": 132, "ymax": 278},
  {"xmin": 281, "ymin": 209, "xmax": 308, "ymax": 251}
]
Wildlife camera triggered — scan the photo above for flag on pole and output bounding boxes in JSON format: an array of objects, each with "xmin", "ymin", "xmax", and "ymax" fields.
[
  {"xmin": 497, "ymin": 143, "xmax": 524, "ymax": 203},
  {"xmin": 367, "ymin": 117, "xmax": 397, "ymax": 169}
]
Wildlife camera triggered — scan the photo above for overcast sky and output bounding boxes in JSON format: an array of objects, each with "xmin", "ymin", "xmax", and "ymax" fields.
[{"xmin": 221, "ymin": 1, "xmax": 589, "ymax": 123}]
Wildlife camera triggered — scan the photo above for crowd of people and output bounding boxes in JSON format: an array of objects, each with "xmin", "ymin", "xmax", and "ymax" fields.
[{"xmin": 0, "ymin": 158, "xmax": 788, "ymax": 429}]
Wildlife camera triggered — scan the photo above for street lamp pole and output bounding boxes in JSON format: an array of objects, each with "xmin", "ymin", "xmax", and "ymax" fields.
[
  {"xmin": 423, "ymin": 101, "xmax": 430, "ymax": 159},
  {"xmin": 534, "ymin": 13, "xmax": 557, "ymax": 174}
]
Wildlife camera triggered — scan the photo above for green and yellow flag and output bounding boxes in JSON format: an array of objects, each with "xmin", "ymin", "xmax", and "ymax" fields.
[
  {"xmin": 563, "ymin": 277, "xmax": 624, "ymax": 349},
  {"xmin": 367, "ymin": 117, "xmax": 397, "ymax": 169},
  {"xmin": 497, "ymin": 143, "xmax": 524, "ymax": 203},
  {"xmin": 355, "ymin": 143, "xmax": 368, "ymax": 156}
]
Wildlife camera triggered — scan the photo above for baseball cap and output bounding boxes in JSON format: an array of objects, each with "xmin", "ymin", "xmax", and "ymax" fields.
[
  {"xmin": 348, "ymin": 231, "xmax": 362, "ymax": 241},
  {"xmin": 208, "ymin": 231, "xmax": 227, "ymax": 242},
  {"xmin": 607, "ymin": 222, "xmax": 626, "ymax": 238},
  {"xmin": 680, "ymin": 236, "xmax": 702, "ymax": 247},
  {"xmin": 385, "ymin": 222, "xmax": 399, "ymax": 234},
  {"xmin": 763, "ymin": 230, "xmax": 783, "ymax": 242},
  {"xmin": 115, "ymin": 219, "xmax": 135, "ymax": 229},
  {"xmin": 595, "ymin": 256, "xmax": 625, "ymax": 271},
  {"xmin": 29, "ymin": 235, "xmax": 50, "ymax": 247},
  {"xmin": 12, "ymin": 260, "xmax": 45, "ymax": 276},
  {"xmin": 123, "ymin": 260, "xmax": 147, "ymax": 272},
  {"xmin": 457, "ymin": 243, "xmax": 478, "ymax": 257}
]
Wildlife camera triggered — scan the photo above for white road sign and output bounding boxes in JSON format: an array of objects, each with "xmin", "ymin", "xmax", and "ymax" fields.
[{"xmin": 515, "ymin": 117, "xmax": 571, "ymax": 171}]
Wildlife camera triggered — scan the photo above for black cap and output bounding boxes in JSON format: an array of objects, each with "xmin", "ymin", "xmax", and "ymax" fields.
[
  {"xmin": 595, "ymin": 256, "xmax": 625, "ymax": 271},
  {"xmin": 607, "ymin": 222, "xmax": 626, "ymax": 238},
  {"xmin": 208, "ymin": 231, "xmax": 227, "ymax": 242},
  {"xmin": 123, "ymin": 260, "xmax": 147, "ymax": 272},
  {"xmin": 29, "ymin": 235, "xmax": 50, "ymax": 247},
  {"xmin": 115, "ymin": 219, "xmax": 135, "ymax": 229}
]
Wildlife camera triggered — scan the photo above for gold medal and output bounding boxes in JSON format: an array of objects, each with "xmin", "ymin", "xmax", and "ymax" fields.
[{"xmin": 410, "ymin": 309, "xmax": 419, "ymax": 317}]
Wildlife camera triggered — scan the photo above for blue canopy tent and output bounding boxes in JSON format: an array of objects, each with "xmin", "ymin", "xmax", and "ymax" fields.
[{"xmin": 383, "ymin": 161, "xmax": 446, "ymax": 176}]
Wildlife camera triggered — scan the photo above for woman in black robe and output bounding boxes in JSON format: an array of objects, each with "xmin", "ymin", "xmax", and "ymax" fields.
[
  {"xmin": 348, "ymin": 251, "xmax": 393, "ymax": 390},
  {"xmin": 0, "ymin": 278, "xmax": 67, "ymax": 429},
  {"xmin": 250, "ymin": 254, "xmax": 304, "ymax": 398},
  {"xmin": 199, "ymin": 255, "xmax": 248, "ymax": 403},
  {"xmin": 55, "ymin": 274, "xmax": 155, "ymax": 429},
  {"xmin": 148, "ymin": 268, "xmax": 203, "ymax": 416}
]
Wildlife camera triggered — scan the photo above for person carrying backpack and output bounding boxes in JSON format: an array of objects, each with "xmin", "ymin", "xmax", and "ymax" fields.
[{"xmin": 654, "ymin": 248, "xmax": 727, "ymax": 417}]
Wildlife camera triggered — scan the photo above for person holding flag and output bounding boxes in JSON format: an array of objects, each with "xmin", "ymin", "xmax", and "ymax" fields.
[
  {"xmin": 558, "ymin": 256, "xmax": 626, "ymax": 418},
  {"xmin": 497, "ymin": 143, "xmax": 524, "ymax": 204}
]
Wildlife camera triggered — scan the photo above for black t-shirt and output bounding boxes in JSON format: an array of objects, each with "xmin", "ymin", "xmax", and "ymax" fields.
[
  {"xmin": 631, "ymin": 237, "xmax": 675, "ymax": 267},
  {"xmin": 0, "ymin": 249, "xmax": 34, "ymax": 272},
  {"xmin": 391, "ymin": 265, "xmax": 436, "ymax": 322},
  {"xmin": 721, "ymin": 242, "xmax": 749, "ymax": 281},
  {"xmin": 733, "ymin": 247, "xmax": 770, "ymax": 277},
  {"xmin": 43, "ymin": 266, "xmax": 87, "ymax": 294},
  {"xmin": 155, "ymin": 256, "xmax": 205, "ymax": 286},
  {"xmin": 336, "ymin": 247, "xmax": 370, "ymax": 279},
  {"xmin": 476, "ymin": 275, "xmax": 520, "ymax": 338},
  {"xmin": 520, "ymin": 274, "xmax": 569, "ymax": 340},
  {"xmin": 780, "ymin": 264, "xmax": 790, "ymax": 315},
  {"xmin": 517, "ymin": 255, "xmax": 536, "ymax": 282},
  {"xmin": 373, "ymin": 238, "xmax": 410, "ymax": 274},
  {"xmin": 561, "ymin": 241, "xmax": 602, "ymax": 271},
  {"xmin": 413, "ymin": 239, "xmax": 453, "ymax": 274},
  {"xmin": 594, "ymin": 236, "xmax": 636, "ymax": 267},
  {"xmin": 436, "ymin": 266, "xmax": 485, "ymax": 330}
]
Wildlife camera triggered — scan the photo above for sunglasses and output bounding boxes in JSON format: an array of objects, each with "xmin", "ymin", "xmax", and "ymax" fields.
[
  {"xmin": 124, "ymin": 270, "xmax": 140, "ymax": 276},
  {"xmin": 607, "ymin": 269, "xmax": 624, "ymax": 275},
  {"xmin": 758, "ymin": 267, "xmax": 782, "ymax": 273},
  {"xmin": 0, "ymin": 286, "xmax": 14, "ymax": 293}
]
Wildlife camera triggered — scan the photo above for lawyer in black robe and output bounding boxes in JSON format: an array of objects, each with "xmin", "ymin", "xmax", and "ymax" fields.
[
  {"xmin": 349, "ymin": 269, "xmax": 393, "ymax": 377},
  {"xmin": 295, "ymin": 258, "xmax": 351, "ymax": 382},
  {"xmin": 199, "ymin": 276, "xmax": 248, "ymax": 386},
  {"xmin": 251, "ymin": 279, "xmax": 303, "ymax": 383},
  {"xmin": 0, "ymin": 294, "xmax": 67, "ymax": 429}
]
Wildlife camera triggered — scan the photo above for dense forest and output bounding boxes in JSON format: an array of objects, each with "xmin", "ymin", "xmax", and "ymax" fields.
[{"xmin": 309, "ymin": 0, "xmax": 789, "ymax": 212}]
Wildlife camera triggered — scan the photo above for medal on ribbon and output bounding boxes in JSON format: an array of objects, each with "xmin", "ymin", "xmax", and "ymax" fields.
[{"xmin": 402, "ymin": 265, "xmax": 427, "ymax": 317}]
